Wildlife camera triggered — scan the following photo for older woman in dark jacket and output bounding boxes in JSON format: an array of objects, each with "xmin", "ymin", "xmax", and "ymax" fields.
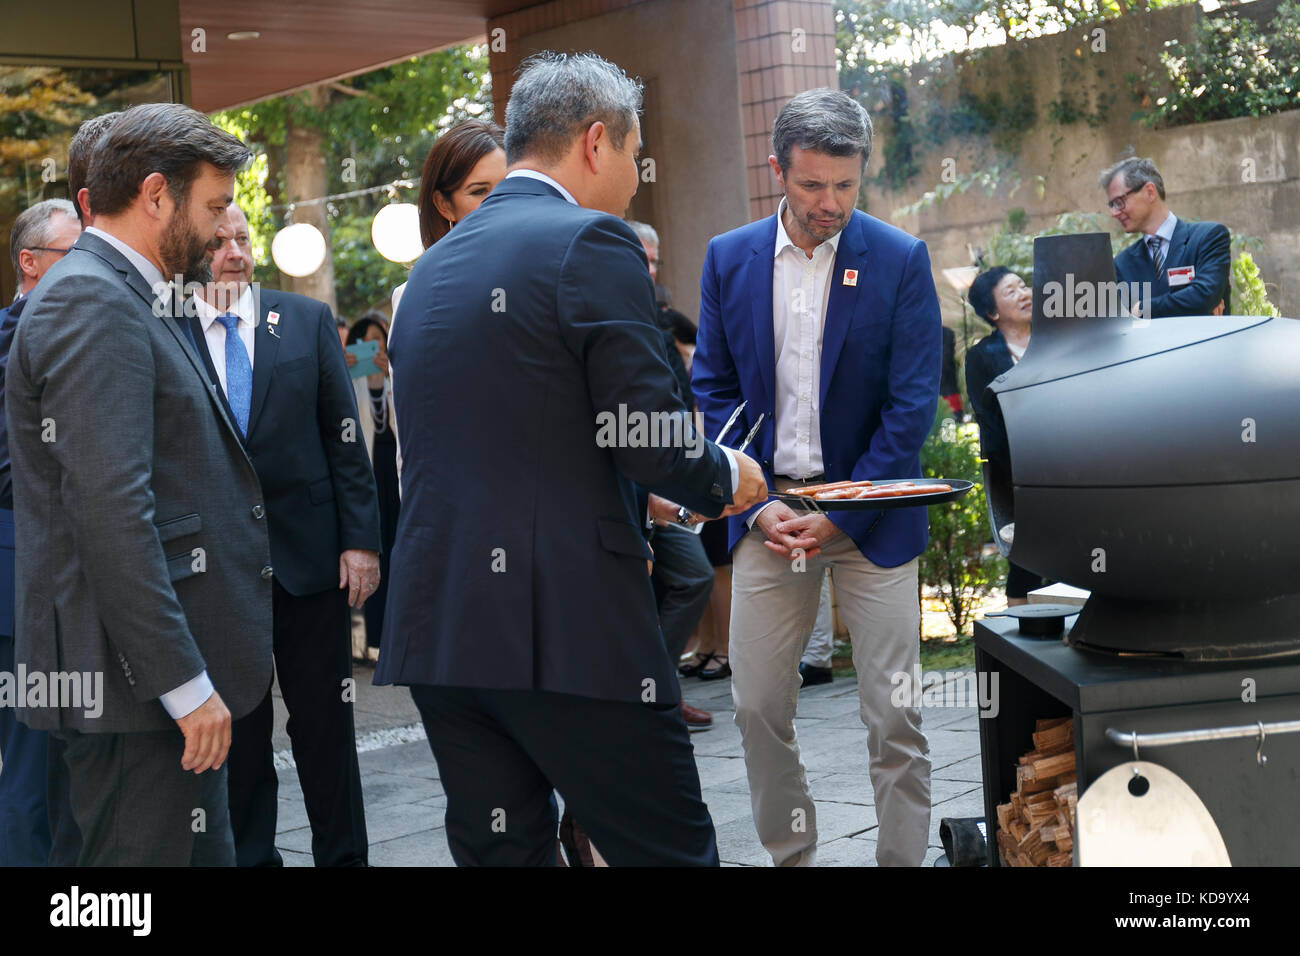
[{"xmin": 965, "ymin": 266, "xmax": 1047, "ymax": 605}]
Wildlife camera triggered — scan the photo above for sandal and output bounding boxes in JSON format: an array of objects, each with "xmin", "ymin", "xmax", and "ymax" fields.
[
  {"xmin": 678, "ymin": 652, "xmax": 716, "ymax": 678},
  {"xmin": 699, "ymin": 654, "xmax": 731, "ymax": 681}
]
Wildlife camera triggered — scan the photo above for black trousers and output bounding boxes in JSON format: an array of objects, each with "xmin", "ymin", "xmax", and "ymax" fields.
[
  {"xmin": 57, "ymin": 727, "xmax": 234, "ymax": 866},
  {"xmin": 227, "ymin": 581, "xmax": 368, "ymax": 866},
  {"xmin": 650, "ymin": 524, "xmax": 714, "ymax": 661},
  {"xmin": 410, "ymin": 684, "xmax": 719, "ymax": 866}
]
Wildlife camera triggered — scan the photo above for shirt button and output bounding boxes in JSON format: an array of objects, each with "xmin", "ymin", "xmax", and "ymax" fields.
[
  {"xmin": 260, "ymin": 565, "xmax": 274, "ymax": 581},
  {"xmin": 251, "ymin": 504, "xmax": 265, "ymax": 519}
]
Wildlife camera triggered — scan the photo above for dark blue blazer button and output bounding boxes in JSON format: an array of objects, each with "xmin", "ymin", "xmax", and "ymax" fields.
[
  {"xmin": 251, "ymin": 504, "xmax": 265, "ymax": 519},
  {"xmin": 260, "ymin": 566, "xmax": 274, "ymax": 581}
]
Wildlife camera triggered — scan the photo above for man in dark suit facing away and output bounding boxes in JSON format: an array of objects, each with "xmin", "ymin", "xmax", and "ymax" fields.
[
  {"xmin": 186, "ymin": 205, "xmax": 381, "ymax": 866},
  {"xmin": 6, "ymin": 103, "xmax": 271, "ymax": 866},
  {"xmin": 378, "ymin": 51, "xmax": 768, "ymax": 866},
  {"xmin": 1101, "ymin": 156, "xmax": 1231, "ymax": 318}
]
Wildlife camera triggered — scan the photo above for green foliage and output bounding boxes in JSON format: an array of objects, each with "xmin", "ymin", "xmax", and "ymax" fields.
[
  {"xmin": 919, "ymin": 407, "xmax": 1006, "ymax": 635},
  {"xmin": 837, "ymin": 0, "xmax": 1190, "ymax": 193},
  {"xmin": 1231, "ymin": 251, "xmax": 1281, "ymax": 318},
  {"xmin": 212, "ymin": 46, "xmax": 491, "ymax": 317},
  {"xmin": 1140, "ymin": 0, "xmax": 1300, "ymax": 128}
]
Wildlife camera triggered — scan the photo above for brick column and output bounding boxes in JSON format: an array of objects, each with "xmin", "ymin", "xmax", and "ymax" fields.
[{"xmin": 733, "ymin": 0, "xmax": 837, "ymax": 219}]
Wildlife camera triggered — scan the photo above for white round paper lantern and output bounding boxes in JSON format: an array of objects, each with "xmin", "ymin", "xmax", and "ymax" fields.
[
  {"xmin": 271, "ymin": 222, "xmax": 327, "ymax": 277},
  {"xmin": 371, "ymin": 203, "xmax": 422, "ymax": 263}
]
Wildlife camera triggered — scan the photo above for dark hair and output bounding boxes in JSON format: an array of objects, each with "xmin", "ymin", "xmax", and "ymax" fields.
[
  {"xmin": 67, "ymin": 111, "xmax": 121, "ymax": 224},
  {"xmin": 86, "ymin": 103, "xmax": 250, "ymax": 217},
  {"xmin": 417, "ymin": 119, "xmax": 505, "ymax": 249},
  {"xmin": 659, "ymin": 308, "xmax": 696, "ymax": 346},
  {"xmin": 1098, "ymin": 155, "xmax": 1166, "ymax": 200},
  {"xmin": 504, "ymin": 52, "xmax": 642, "ymax": 165},
  {"xmin": 346, "ymin": 311, "xmax": 389, "ymax": 347},
  {"xmin": 968, "ymin": 267, "xmax": 1013, "ymax": 324},
  {"xmin": 772, "ymin": 88, "xmax": 873, "ymax": 173}
]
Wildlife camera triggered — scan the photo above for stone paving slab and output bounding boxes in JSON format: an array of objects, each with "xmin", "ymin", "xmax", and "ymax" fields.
[{"xmin": 272, "ymin": 663, "xmax": 987, "ymax": 866}]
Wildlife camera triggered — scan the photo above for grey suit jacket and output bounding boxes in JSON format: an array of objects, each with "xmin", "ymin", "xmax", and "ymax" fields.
[{"xmin": 6, "ymin": 231, "xmax": 273, "ymax": 733}]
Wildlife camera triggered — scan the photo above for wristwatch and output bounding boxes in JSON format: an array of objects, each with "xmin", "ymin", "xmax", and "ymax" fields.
[{"xmin": 675, "ymin": 506, "xmax": 693, "ymax": 526}]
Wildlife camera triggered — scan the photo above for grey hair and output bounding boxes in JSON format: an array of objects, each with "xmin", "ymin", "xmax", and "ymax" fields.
[
  {"xmin": 626, "ymin": 220, "xmax": 658, "ymax": 246},
  {"xmin": 504, "ymin": 52, "xmax": 643, "ymax": 164},
  {"xmin": 1099, "ymin": 156, "xmax": 1166, "ymax": 200},
  {"xmin": 10, "ymin": 198, "xmax": 77, "ymax": 287},
  {"xmin": 772, "ymin": 88, "xmax": 873, "ymax": 172}
]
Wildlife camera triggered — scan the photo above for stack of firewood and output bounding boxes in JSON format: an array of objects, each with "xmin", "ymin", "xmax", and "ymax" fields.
[{"xmin": 995, "ymin": 717, "xmax": 1078, "ymax": 867}]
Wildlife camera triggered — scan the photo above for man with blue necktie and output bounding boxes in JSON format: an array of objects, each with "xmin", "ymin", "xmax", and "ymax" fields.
[
  {"xmin": 693, "ymin": 88, "xmax": 942, "ymax": 867},
  {"xmin": 188, "ymin": 206, "xmax": 381, "ymax": 866},
  {"xmin": 1102, "ymin": 156, "xmax": 1231, "ymax": 318}
]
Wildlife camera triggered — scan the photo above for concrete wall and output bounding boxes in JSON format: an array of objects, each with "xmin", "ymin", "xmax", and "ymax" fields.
[
  {"xmin": 489, "ymin": 0, "xmax": 751, "ymax": 322},
  {"xmin": 862, "ymin": 3, "xmax": 1299, "ymax": 326}
]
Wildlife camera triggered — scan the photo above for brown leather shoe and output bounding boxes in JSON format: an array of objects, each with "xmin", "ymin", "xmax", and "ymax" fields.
[{"xmin": 680, "ymin": 702, "xmax": 713, "ymax": 732}]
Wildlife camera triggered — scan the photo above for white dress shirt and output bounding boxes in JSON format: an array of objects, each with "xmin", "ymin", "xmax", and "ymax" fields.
[
  {"xmin": 190, "ymin": 284, "xmax": 258, "ymax": 392},
  {"xmin": 772, "ymin": 198, "xmax": 840, "ymax": 478},
  {"xmin": 1146, "ymin": 212, "xmax": 1178, "ymax": 268},
  {"xmin": 83, "ymin": 227, "xmax": 214, "ymax": 720}
]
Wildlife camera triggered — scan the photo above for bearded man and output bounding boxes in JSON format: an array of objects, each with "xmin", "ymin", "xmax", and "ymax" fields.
[{"xmin": 5, "ymin": 103, "xmax": 272, "ymax": 866}]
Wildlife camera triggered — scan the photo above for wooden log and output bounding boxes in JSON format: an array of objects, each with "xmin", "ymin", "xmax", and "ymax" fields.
[
  {"xmin": 1032, "ymin": 720, "xmax": 1074, "ymax": 752},
  {"xmin": 1026, "ymin": 751, "xmax": 1076, "ymax": 781}
]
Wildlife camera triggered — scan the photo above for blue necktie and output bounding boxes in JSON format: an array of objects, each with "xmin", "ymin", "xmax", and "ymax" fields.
[
  {"xmin": 216, "ymin": 312, "xmax": 252, "ymax": 436},
  {"xmin": 1147, "ymin": 235, "xmax": 1165, "ymax": 275}
]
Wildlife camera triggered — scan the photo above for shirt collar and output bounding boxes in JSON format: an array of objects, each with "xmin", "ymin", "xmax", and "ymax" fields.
[
  {"xmin": 84, "ymin": 226, "xmax": 165, "ymax": 291},
  {"xmin": 1152, "ymin": 212, "xmax": 1178, "ymax": 244},
  {"xmin": 505, "ymin": 169, "xmax": 578, "ymax": 206},
  {"xmin": 774, "ymin": 198, "xmax": 841, "ymax": 260},
  {"xmin": 191, "ymin": 284, "xmax": 256, "ymax": 331}
]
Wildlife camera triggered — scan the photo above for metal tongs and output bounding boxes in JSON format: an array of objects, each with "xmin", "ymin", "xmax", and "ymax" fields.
[{"xmin": 676, "ymin": 403, "xmax": 765, "ymax": 531}]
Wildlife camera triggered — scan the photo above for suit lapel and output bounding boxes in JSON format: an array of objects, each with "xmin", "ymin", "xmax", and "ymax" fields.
[
  {"xmin": 247, "ymin": 291, "xmax": 281, "ymax": 437},
  {"xmin": 186, "ymin": 314, "xmax": 238, "ymax": 429},
  {"xmin": 819, "ymin": 215, "xmax": 870, "ymax": 409},
  {"xmin": 1165, "ymin": 220, "xmax": 1191, "ymax": 271},
  {"xmin": 747, "ymin": 231, "xmax": 776, "ymax": 410},
  {"xmin": 75, "ymin": 233, "xmax": 248, "ymax": 448}
]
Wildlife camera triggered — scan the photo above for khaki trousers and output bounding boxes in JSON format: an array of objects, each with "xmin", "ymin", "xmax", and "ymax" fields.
[{"xmin": 729, "ymin": 506, "xmax": 930, "ymax": 866}]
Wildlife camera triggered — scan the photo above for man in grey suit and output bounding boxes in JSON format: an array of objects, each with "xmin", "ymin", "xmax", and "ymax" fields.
[{"xmin": 5, "ymin": 102, "xmax": 271, "ymax": 866}]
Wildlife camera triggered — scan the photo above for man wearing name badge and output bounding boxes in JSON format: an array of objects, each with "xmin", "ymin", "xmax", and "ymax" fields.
[
  {"xmin": 378, "ymin": 51, "xmax": 767, "ymax": 866},
  {"xmin": 6, "ymin": 102, "xmax": 271, "ymax": 866},
  {"xmin": 693, "ymin": 88, "xmax": 941, "ymax": 867},
  {"xmin": 185, "ymin": 205, "xmax": 381, "ymax": 867},
  {"xmin": 1101, "ymin": 156, "xmax": 1231, "ymax": 318},
  {"xmin": 0, "ymin": 198, "xmax": 80, "ymax": 866}
]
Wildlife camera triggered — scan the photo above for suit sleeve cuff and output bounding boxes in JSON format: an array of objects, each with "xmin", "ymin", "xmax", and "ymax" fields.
[
  {"xmin": 158, "ymin": 671, "xmax": 214, "ymax": 720},
  {"xmin": 746, "ymin": 500, "xmax": 779, "ymax": 529}
]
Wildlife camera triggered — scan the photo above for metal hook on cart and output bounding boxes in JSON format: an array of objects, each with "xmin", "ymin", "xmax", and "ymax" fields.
[
  {"xmin": 1256, "ymin": 722, "xmax": 1268, "ymax": 767},
  {"xmin": 1131, "ymin": 729, "xmax": 1140, "ymax": 773}
]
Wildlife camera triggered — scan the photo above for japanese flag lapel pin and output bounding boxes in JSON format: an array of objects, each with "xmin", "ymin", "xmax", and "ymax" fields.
[
  {"xmin": 842, "ymin": 268, "xmax": 859, "ymax": 287},
  {"xmin": 267, "ymin": 310, "xmax": 281, "ymax": 338}
]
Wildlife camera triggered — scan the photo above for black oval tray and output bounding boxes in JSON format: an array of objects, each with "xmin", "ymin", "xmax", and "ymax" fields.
[{"xmin": 771, "ymin": 478, "xmax": 974, "ymax": 511}]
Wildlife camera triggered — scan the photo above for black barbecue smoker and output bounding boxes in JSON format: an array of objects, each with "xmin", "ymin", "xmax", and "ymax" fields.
[{"xmin": 971, "ymin": 233, "xmax": 1300, "ymax": 866}]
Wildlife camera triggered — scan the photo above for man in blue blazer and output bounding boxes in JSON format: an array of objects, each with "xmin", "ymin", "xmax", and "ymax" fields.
[
  {"xmin": 1101, "ymin": 156, "xmax": 1231, "ymax": 318},
  {"xmin": 694, "ymin": 89, "xmax": 941, "ymax": 866},
  {"xmin": 377, "ymin": 52, "xmax": 766, "ymax": 866}
]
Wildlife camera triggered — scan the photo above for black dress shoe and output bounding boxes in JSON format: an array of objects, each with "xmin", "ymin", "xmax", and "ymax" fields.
[
  {"xmin": 698, "ymin": 655, "xmax": 731, "ymax": 681},
  {"xmin": 798, "ymin": 663, "xmax": 833, "ymax": 686}
]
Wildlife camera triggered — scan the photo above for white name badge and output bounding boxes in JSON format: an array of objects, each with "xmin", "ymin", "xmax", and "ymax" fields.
[{"xmin": 1167, "ymin": 265, "xmax": 1195, "ymax": 287}]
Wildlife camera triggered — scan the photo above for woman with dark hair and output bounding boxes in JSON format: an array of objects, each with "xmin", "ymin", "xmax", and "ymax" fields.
[
  {"xmin": 347, "ymin": 313, "xmax": 400, "ymax": 657},
  {"xmin": 417, "ymin": 119, "xmax": 508, "ymax": 249},
  {"xmin": 964, "ymin": 266, "xmax": 1046, "ymax": 606}
]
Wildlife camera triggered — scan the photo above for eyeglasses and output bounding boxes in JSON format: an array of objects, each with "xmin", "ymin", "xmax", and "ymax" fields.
[
  {"xmin": 28, "ymin": 247, "xmax": 73, "ymax": 256},
  {"xmin": 1107, "ymin": 186, "xmax": 1144, "ymax": 212}
]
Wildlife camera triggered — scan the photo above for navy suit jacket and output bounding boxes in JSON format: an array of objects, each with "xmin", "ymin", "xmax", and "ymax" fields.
[
  {"xmin": 693, "ymin": 209, "xmax": 941, "ymax": 567},
  {"xmin": 1114, "ymin": 218, "xmax": 1231, "ymax": 318},
  {"xmin": 374, "ymin": 176, "xmax": 733, "ymax": 706},
  {"xmin": 185, "ymin": 289, "xmax": 380, "ymax": 597}
]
